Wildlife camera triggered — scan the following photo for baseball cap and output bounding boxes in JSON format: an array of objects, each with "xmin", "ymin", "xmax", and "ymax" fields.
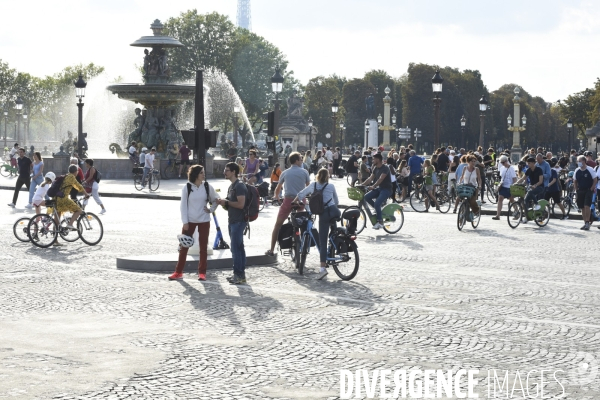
[{"xmin": 151, "ymin": 147, "xmax": 156, "ymax": 151}]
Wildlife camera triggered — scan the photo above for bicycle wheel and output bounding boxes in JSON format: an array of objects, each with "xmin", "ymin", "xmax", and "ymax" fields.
[
  {"xmin": 436, "ymin": 191, "xmax": 451, "ymax": 213},
  {"xmin": 534, "ymin": 204, "xmax": 550, "ymax": 227},
  {"xmin": 331, "ymin": 239, "xmax": 359, "ymax": 281},
  {"xmin": 382, "ymin": 204, "xmax": 404, "ymax": 234},
  {"xmin": 346, "ymin": 174, "xmax": 352, "ymax": 185},
  {"xmin": 471, "ymin": 207, "xmax": 481, "ymax": 228},
  {"xmin": 134, "ymin": 174, "xmax": 143, "ymax": 191},
  {"xmin": 298, "ymin": 233, "xmax": 309, "ymax": 276},
  {"xmin": 13, "ymin": 217, "xmax": 31, "ymax": 242},
  {"xmin": 0, "ymin": 165, "xmax": 11, "ymax": 177},
  {"xmin": 77, "ymin": 212, "xmax": 104, "ymax": 246},
  {"xmin": 27, "ymin": 214, "xmax": 58, "ymax": 248},
  {"xmin": 149, "ymin": 171, "xmax": 160, "ymax": 191},
  {"xmin": 291, "ymin": 233, "xmax": 300, "ymax": 270},
  {"xmin": 342, "ymin": 206, "xmax": 366, "ymax": 235},
  {"xmin": 562, "ymin": 198, "xmax": 571, "ymax": 217},
  {"xmin": 486, "ymin": 185, "xmax": 498, "ymax": 204},
  {"xmin": 507, "ymin": 201, "xmax": 523, "ymax": 229},
  {"xmin": 457, "ymin": 202, "xmax": 467, "ymax": 231},
  {"xmin": 162, "ymin": 162, "xmax": 178, "ymax": 180},
  {"xmin": 59, "ymin": 215, "xmax": 80, "ymax": 242},
  {"xmin": 259, "ymin": 197, "xmax": 265, "ymax": 212},
  {"xmin": 410, "ymin": 190, "xmax": 429, "ymax": 213}
]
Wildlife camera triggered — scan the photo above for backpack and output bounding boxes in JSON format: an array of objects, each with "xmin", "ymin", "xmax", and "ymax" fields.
[
  {"xmin": 47, "ymin": 175, "xmax": 66, "ymax": 198},
  {"xmin": 243, "ymin": 183, "xmax": 259, "ymax": 222},
  {"xmin": 95, "ymin": 169, "xmax": 102, "ymax": 183},
  {"xmin": 308, "ymin": 182, "xmax": 331, "ymax": 215}
]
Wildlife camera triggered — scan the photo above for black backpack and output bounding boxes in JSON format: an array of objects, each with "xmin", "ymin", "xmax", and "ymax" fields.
[
  {"xmin": 308, "ymin": 183, "xmax": 331, "ymax": 215},
  {"xmin": 47, "ymin": 175, "xmax": 66, "ymax": 198},
  {"xmin": 95, "ymin": 169, "xmax": 102, "ymax": 183}
]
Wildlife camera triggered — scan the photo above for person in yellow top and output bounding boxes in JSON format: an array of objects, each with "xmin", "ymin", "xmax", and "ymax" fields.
[{"xmin": 56, "ymin": 165, "xmax": 87, "ymax": 230}]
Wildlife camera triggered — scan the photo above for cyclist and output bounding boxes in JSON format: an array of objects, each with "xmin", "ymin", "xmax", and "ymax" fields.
[
  {"xmin": 407, "ymin": 150, "xmax": 422, "ymax": 196},
  {"xmin": 516, "ymin": 157, "xmax": 544, "ymax": 222},
  {"xmin": 422, "ymin": 159, "xmax": 440, "ymax": 211},
  {"xmin": 32, "ymin": 172, "xmax": 55, "ymax": 216},
  {"xmin": 293, "ymin": 168, "xmax": 340, "ymax": 280},
  {"xmin": 453, "ymin": 155, "xmax": 468, "ymax": 213},
  {"xmin": 546, "ymin": 158, "xmax": 567, "ymax": 220},
  {"xmin": 458, "ymin": 155, "xmax": 481, "ymax": 217},
  {"xmin": 141, "ymin": 147, "xmax": 156, "ymax": 189},
  {"xmin": 573, "ymin": 155, "xmax": 598, "ymax": 230},
  {"xmin": 54, "ymin": 165, "xmax": 88, "ymax": 241},
  {"xmin": 244, "ymin": 150, "xmax": 260, "ymax": 184},
  {"xmin": 492, "ymin": 155, "xmax": 517, "ymax": 220},
  {"xmin": 362, "ymin": 153, "xmax": 392, "ymax": 230}
]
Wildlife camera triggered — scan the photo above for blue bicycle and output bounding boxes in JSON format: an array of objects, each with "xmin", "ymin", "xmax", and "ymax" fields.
[{"xmin": 290, "ymin": 206, "xmax": 360, "ymax": 280}]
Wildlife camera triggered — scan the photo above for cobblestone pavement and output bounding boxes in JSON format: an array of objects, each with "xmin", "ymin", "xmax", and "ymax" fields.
[{"xmin": 1, "ymin": 187, "xmax": 600, "ymax": 399}]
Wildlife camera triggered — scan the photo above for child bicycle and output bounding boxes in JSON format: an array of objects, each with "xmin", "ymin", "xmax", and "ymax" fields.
[
  {"xmin": 342, "ymin": 185, "xmax": 404, "ymax": 234},
  {"xmin": 506, "ymin": 184, "xmax": 550, "ymax": 228},
  {"xmin": 290, "ymin": 204, "xmax": 360, "ymax": 280},
  {"xmin": 456, "ymin": 184, "xmax": 481, "ymax": 231},
  {"xmin": 27, "ymin": 196, "xmax": 104, "ymax": 248}
]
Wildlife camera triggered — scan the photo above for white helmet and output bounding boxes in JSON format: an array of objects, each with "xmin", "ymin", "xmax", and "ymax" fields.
[
  {"xmin": 142, "ymin": 147, "xmax": 148, "ymax": 152},
  {"xmin": 45, "ymin": 172, "xmax": 56, "ymax": 181},
  {"xmin": 177, "ymin": 234, "xmax": 194, "ymax": 248}
]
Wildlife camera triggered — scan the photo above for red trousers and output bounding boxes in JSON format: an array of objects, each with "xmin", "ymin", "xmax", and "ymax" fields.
[{"xmin": 175, "ymin": 222, "xmax": 210, "ymax": 275}]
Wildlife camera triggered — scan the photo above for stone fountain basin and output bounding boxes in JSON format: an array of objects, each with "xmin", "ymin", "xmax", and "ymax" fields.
[{"xmin": 107, "ymin": 83, "xmax": 195, "ymax": 105}]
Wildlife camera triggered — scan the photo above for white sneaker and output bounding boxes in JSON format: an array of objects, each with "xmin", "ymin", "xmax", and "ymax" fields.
[
  {"xmin": 25, "ymin": 203, "xmax": 33, "ymax": 209},
  {"xmin": 100, "ymin": 209, "xmax": 106, "ymax": 214},
  {"xmin": 533, "ymin": 204, "xmax": 541, "ymax": 211},
  {"xmin": 316, "ymin": 270, "xmax": 328, "ymax": 280},
  {"xmin": 7, "ymin": 203, "xmax": 15, "ymax": 207},
  {"xmin": 372, "ymin": 222, "xmax": 383, "ymax": 230}
]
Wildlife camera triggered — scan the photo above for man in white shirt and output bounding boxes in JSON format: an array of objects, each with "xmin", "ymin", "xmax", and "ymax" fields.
[
  {"xmin": 325, "ymin": 147, "xmax": 333, "ymax": 163},
  {"xmin": 128, "ymin": 141, "xmax": 137, "ymax": 163},
  {"xmin": 492, "ymin": 155, "xmax": 517, "ymax": 220},
  {"xmin": 142, "ymin": 147, "xmax": 156, "ymax": 189},
  {"xmin": 9, "ymin": 143, "xmax": 19, "ymax": 168}
]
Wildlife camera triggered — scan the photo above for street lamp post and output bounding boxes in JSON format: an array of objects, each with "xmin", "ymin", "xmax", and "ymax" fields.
[
  {"xmin": 339, "ymin": 120, "xmax": 345, "ymax": 151},
  {"xmin": 414, "ymin": 128, "xmax": 422, "ymax": 152},
  {"xmin": 431, "ymin": 70, "xmax": 443, "ymax": 150},
  {"xmin": 3, "ymin": 105, "xmax": 8, "ymax": 148},
  {"xmin": 22, "ymin": 109, "xmax": 28, "ymax": 147},
  {"xmin": 308, "ymin": 117, "xmax": 314, "ymax": 152},
  {"xmin": 74, "ymin": 73, "xmax": 87, "ymax": 158},
  {"xmin": 479, "ymin": 95, "xmax": 488, "ymax": 149},
  {"xmin": 331, "ymin": 99, "xmax": 339, "ymax": 147},
  {"xmin": 567, "ymin": 118, "xmax": 573, "ymax": 151},
  {"xmin": 270, "ymin": 66, "xmax": 284, "ymax": 139},
  {"xmin": 507, "ymin": 86, "xmax": 526, "ymax": 164},
  {"xmin": 14, "ymin": 97, "xmax": 23, "ymax": 144},
  {"xmin": 460, "ymin": 115, "xmax": 466, "ymax": 148}
]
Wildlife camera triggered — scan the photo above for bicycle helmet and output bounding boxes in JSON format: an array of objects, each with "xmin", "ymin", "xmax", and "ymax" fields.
[
  {"xmin": 568, "ymin": 171, "xmax": 574, "ymax": 178},
  {"xmin": 177, "ymin": 234, "xmax": 194, "ymax": 248},
  {"xmin": 142, "ymin": 147, "xmax": 148, "ymax": 152},
  {"xmin": 45, "ymin": 172, "xmax": 56, "ymax": 181}
]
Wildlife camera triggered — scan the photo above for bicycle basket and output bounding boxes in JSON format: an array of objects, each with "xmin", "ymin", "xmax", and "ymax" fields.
[
  {"xmin": 291, "ymin": 211, "xmax": 310, "ymax": 229},
  {"xmin": 456, "ymin": 184, "xmax": 476, "ymax": 199},
  {"xmin": 510, "ymin": 184, "xmax": 526, "ymax": 198},
  {"xmin": 347, "ymin": 187, "xmax": 364, "ymax": 201}
]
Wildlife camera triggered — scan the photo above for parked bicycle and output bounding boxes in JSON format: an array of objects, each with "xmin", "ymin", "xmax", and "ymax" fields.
[
  {"xmin": 456, "ymin": 184, "xmax": 481, "ymax": 231},
  {"xmin": 27, "ymin": 196, "xmax": 104, "ymax": 248},
  {"xmin": 342, "ymin": 185, "xmax": 404, "ymax": 234},
  {"xmin": 0, "ymin": 159, "xmax": 17, "ymax": 177},
  {"xmin": 506, "ymin": 184, "xmax": 550, "ymax": 228},
  {"xmin": 162, "ymin": 156, "xmax": 182, "ymax": 180},
  {"xmin": 290, "ymin": 204, "xmax": 360, "ymax": 280}
]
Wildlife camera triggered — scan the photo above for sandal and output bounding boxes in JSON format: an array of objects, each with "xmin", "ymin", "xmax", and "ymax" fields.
[{"xmin": 265, "ymin": 250, "xmax": 275, "ymax": 257}]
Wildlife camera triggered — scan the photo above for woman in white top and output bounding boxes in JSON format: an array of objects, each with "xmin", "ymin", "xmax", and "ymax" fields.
[
  {"xmin": 293, "ymin": 168, "xmax": 340, "ymax": 280},
  {"xmin": 459, "ymin": 155, "xmax": 482, "ymax": 215},
  {"xmin": 492, "ymin": 155, "xmax": 517, "ymax": 220},
  {"xmin": 169, "ymin": 164, "xmax": 220, "ymax": 282}
]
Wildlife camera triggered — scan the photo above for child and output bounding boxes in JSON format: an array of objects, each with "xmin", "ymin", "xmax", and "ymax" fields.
[{"xmin": 32, "ymin": 172, "xmax": 55, "ymax": 215}]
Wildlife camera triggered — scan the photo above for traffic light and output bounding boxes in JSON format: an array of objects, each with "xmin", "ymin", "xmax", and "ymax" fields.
[{"xmin": 262, "ymin": 111, "xmax": 275, "ymax": 136}]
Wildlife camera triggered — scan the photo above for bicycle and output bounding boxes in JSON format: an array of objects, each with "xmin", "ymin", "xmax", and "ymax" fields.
[
  {"xmin": 342, "ymin": 185, "xmax": 404, "ymax": 234},
  {"xmin": 162, "ymin": 156, "xmax": 182, "ymax": 180},
  {"xmin": 27, "ymin": 197, "xmax": 104, "ymax": 248},
  {"xmin": 409, "ymin": 179, "xmax": 451, "ymax": 213},
  {"xmin": 506, "ymin": 184, "xmax": 550, "ymax": 228},
  {"xmin": 133, "ymin": 166, "xmax": 160, "ymax": 192},
  {"xmin": 291, "ymin": 205, "xmax": 360, "ymax": 280},
  {"xmin": 13, "ymin": 212, "xmax": 80, "ymax": 243},
  {"xmin": 0, "ymin": 159, "xmax": 17, "ymax": 177},
  {"xmin": 484, "ymin": 168, "xmax": 500, "ymax": 204},
  {"xmin": 456, "ymin": 184, "xmax": 481, "ymax": 231}
]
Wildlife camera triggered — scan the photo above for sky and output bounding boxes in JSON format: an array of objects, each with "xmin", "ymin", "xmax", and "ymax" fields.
[{"xmin": 1, "ymin": 0, "xmax": 599, "ymax": 102}]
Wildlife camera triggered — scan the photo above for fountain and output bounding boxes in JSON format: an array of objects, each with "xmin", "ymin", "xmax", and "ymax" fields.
[{"xmin": 106, "ymin": 19, "xmax": 195, "ymax": 160}]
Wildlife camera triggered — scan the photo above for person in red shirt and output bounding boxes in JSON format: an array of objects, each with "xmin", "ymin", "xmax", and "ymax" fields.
[{"xmin": 178, "ymin": 142, "xmax": 192, "ymax": 178}]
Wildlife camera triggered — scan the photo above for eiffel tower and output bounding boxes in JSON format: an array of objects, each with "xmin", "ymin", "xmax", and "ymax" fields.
[{"xmin": 237, "ymin": 0, "xmax": 251, "ymax": 31}]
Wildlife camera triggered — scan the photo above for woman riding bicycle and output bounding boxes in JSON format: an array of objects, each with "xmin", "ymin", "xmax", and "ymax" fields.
[
  {"xmin": 458, "ymin": 155, "xmax": 481, "ymax": 216},
  {"xmin": 397, "ymin": 160, "xmax": 409, "ymax": 201},
  {"xmin": 293, "ymin": 168, "xmax": 340, "ymax": 281},
  {"xmin": 423, "ymin": 159, "xmax": 440, "ymax": 211},
  {"xmin": 244, "ymin": 150, "xmax": 260, "ymax": 184}
]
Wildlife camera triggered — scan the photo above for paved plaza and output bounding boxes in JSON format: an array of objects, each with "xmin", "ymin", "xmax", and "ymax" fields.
[{"xmin": 1, "ymin": 177, "xmax": 600, "ymax": 399}]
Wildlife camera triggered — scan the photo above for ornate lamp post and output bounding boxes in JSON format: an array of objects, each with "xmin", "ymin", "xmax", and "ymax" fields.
[
  {"xmin": 479, "ymin": 95, "xmax": 488, "ymax": 148},
  {"xmin": 74, "ymin": 73, "xmax": 87, "ymax": 157},
  {"xmin": 339, "ymin": 120, "xmax": 345, "ymax": 151},
  {"xmin": 3, "ymin": 105, "xmax": 8, "ymax": 148},
  {"xmin": 567, "ymin": 118, "xmax": 573, "ymax": 151},
  {"xmin": 308, "ymin": 116, "xmax": 314, "ymax": 152},
  {"xmin": 22, "ymin": 108, "xmax": 28, "ymax": 147},
  {"xmin": 376, "ymin": 86, "xmax": 396, "ymax": 147},
  {"xmin": 331, "ymin": 99, "xmax": 339, "ymax": 146},
  {"xmin": 507, "ymin": 86, "xmax": 526, "ymax": 163},
  {"xmin": 364, "ymin": 119, "xmax": 369, "ymax": 149},
  {"xmin": 460, "ymin": 115, "xmax": 466, "ymax": 148},
  {"xmin": 431, "ymin": 70, "xmax": 443, "ymax": 149},
  {"xmin": 14, "ymin": 97, "xmax": 23, "ymax": 143},
  {"xmin": 270, "ymin": 66, "xmax": 284, "ymax": 143}
]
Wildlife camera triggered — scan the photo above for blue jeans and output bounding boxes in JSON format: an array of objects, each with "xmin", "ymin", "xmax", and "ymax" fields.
[
  {"xmin": 29, "ymin": 175, "xmax": 44, "ymax": 204},
  {"xmin": 524, "ymin": 186, "xmax": 545, "ymax": 209},
  {"xmin": 364, "ymin": 188, "xmax": 391, "ymax": 222},
  {"xmin": 142, "ymin": 167, "xmax": 151, "ymax": 186},
  {"xmin": 318, "ymin": 205, "xmax": 341, "ymax": 263},
  {"xmin": 228, "ymin": 222, "xmax": 246, "ymax": 278}
]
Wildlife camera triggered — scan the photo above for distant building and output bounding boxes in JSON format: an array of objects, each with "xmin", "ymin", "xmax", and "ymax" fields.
[{"xmin": 237, "ymin": 0, "xmax": 251, "ymax": 31}]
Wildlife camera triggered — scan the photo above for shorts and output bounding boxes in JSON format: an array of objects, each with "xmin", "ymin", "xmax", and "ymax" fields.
[
  {"xmin": 544, "ymin": 191, "xmax": 560, "ymax": 203},
  {"xmin": 498, "ymin": 186, "xmax": 511, "ymax": 199},
  {"xmin": 425, "ymin": 185, "xmax": 433, "ymax": 192},
  {"xmin": 33, "ymin": 201, "xmax": 44, "ymax": 208},
  {"xmin": 577, "ymin": 190, "xmax": 593, "ymax": 209},
  {"xmin": 278, "ymin": 197, "xmax": 304, "ymax": 220},
  {"xmin": 180, "ymin": 159, "xmax": 190, "ymax": 166}
]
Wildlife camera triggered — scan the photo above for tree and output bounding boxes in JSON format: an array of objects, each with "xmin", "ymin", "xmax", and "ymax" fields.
[
  {"xmin": 304, "ymin": 76, "xmax": 344, "ymax": 146},
  {"xmin": 341, "ymin": 78, "xmax": 375, "ymax": 146}
]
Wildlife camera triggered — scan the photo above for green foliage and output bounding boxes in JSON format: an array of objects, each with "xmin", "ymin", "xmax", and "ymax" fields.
[
  {"xmin": 304, "ymin": 76, "xmax": 344, "ymax": 145},
  {"xmin": 341, "ymin": 78, "xmax": 375, "ymax": 145}
]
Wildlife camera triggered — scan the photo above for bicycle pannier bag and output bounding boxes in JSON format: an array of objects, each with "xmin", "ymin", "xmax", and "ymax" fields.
[{"xmin": 277, "ymin": 223, "xmax": 294, "ymax": 249}]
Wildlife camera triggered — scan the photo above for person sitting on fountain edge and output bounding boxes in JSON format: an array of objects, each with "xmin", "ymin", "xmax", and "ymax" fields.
[{"xmin": 129, "ymin": 141, "xmax": 138, "ymax": 163}]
